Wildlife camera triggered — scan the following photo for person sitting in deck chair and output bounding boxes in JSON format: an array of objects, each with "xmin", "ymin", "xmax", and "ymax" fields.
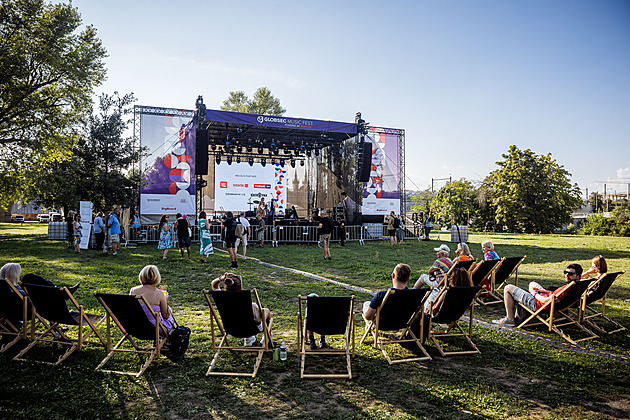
[
  {"xmin": 492, "ymin": 263, "xmax": 582, "ymax": 327},
  {"xmin": 303, "ymin": 293, "xmax": 330, "ymax": 350},
  {"xmin": 211, "ymin": 272, "xmax": 272, "ymax": 347},
  {"xmin": 363, "ymin": 263, "xmax": 417, "ymax": 321},
  {"xmin": 129, "ymin": 265, "xmax": 174, "ymax": 334},
  {"xmin": 581, "ymin": 255, "xmax": 607, "ymax": 279}
]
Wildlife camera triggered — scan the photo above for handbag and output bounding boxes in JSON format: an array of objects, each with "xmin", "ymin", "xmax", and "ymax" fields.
[{"xmin": 167, "ymin": 321, "xmax": 191, "ymax": 359}]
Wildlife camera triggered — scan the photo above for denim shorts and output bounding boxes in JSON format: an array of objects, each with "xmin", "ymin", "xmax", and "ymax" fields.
[
  {"xmin": 178, "ymin": 237, "xmax": 191, "ymax": 248},
  {"xmin": 511, "ymin": 286, "xmax": 536, "ymax": 311}
]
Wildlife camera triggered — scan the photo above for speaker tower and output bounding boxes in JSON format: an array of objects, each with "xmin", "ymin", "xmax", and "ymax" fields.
[{"xmin": 195, "ymin": 129, "xmax": 209, "ymax": 175}]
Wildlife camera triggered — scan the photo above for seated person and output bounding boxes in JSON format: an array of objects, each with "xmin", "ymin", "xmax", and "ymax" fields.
[
  {"xmin": 492, "ymin": 263, "xmax": 583, "ymax": 326},
  {"xmin": 453, "ymin": 243, "xmax": 474, "ymax": 263},
  {"xmin": 129, "ymin": 265, "xmax": 174, "ymax": 333},
  {"xmin": 363, "ymin": 263, "xmax": 416, "ymax": 321},
  {"xmin": 482, "ymin": 240, "xmax": 500, "ymax": 260},
  {"xmin": 303, "ymin": 293, "xmax": 330, "ymax": 350},
  {"xmin": 415, "ymin": 244, "xmax": 453, "ymax": 289},
  {"xmin": 428, "ymin": 268, "xmax": 474, "ymax": 316},
  {"xmin": 0, "ymin": 263, "xmax": 32, "ymax": 329},
  {"xmin": 211, "ymin": 272, "xmax": 272, "ymax": 347},
  {"xmin": 581, "ymin": 255, "xmax": 607, "ymax": 279}
]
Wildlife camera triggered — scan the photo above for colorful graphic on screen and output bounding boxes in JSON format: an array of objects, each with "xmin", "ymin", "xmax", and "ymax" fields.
[{"xmin": 362, "ymin": 128, "xmax": 401, "ymax": 215}]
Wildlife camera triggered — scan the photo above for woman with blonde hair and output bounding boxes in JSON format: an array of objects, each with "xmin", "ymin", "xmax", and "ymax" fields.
[
  {"xmin": 0, "ymin": 263, "xmax": 22, "ymax": 287},
  {"xmin": 454, "ymin": 243, "xmax": 474, "ymax": 263},
  {"xmin": 129, "ymin": 265, "xmax": 174, "ymax": 333},
  {"xmin": 582, "ymin": 255, "xmax": 608, "ymax": 279},
  {"xmin": 482, "ymin": 240, "xmax": 499, "ymax": 261}
]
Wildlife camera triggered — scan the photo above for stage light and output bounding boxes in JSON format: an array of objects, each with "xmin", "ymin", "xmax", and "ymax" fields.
[
  {"xmin": 227, "ymin": 156, "xmax": 233, "ymax": 165},
  {"xmin": 211, "ymin": 144, "xmax": 216, "ymax": 151},
  {"xmin": 237, "ymin": 145, "xmax": 243, "ymax": 153},
  {"xmin": 248, "ymin": 157, "xmax": 254, "ymax": 166},
  {"xmin": 300, "ymin": 159, "xmax": 305, "ymax": 167},
  {"xmin": 247, "ymin": 145, "xmax": 252, "ymax": 153},
  {"xmin": 261, "ymin": 158, "xmax": 266, "ymax": 167},
  {"xmin": 271, "ymin": 159, "xmax": 276, "ymax": 166},
  {"xmin": 236, "ymin": 156, "xmax": 241, "ymax": 164},
  {"xmin": 280, "ymin": 159, "xmax": 285, "ymax": 167},
  {"xmin": 290, "ymin": 159, "xmax": 295, "ymax": 168},
  {"xmin": 314, "ymin": 149, "xmax": 320, "ymax": 157},
  {"xmin": 258, "ymin": 147, "xmax": 263, "ymax": 154},
  {"xmin": 215, "ymin": 155, "xmax": 221, "ymax": 165},
  {"xmin": 306, "ymin": 149, "xmax": 311, "ymax": 157}
]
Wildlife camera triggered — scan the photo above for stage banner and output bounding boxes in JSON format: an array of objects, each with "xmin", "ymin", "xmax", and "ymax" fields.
[
  {"xmin": 362, "ymin": 128, "xmax": 401, "ymax": 215},
  {"xmin": 141, "ymin": 118, "xmax": 195, "ymax": 216},
  {"xmin": 215, "ymin": 163, "xmax": 287, "ymax": 214}
]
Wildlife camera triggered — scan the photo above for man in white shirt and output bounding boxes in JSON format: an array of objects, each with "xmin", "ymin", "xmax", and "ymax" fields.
[{"xmin": 235, "ymin": 212, "xmax": 251, "ymax": 257}]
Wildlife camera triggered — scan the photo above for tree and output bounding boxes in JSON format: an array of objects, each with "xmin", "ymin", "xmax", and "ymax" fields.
[
  {"xmin": 221, "ymin": 87, "xmax": 286, "ymax": 116},
  {"xmin": 0, "ymin": 0, "xmax": 107, "ymax": 206},
  {"xmin": 409, "ymin": 188, "xmax": 436, "ymax": 216},
  {"xmin": 434, "ymin": 179, "xmax": 477, "ymax": 226},
  {"xmin": 490, "ymin": 146, "xmax": 582, "ymax": 233}
]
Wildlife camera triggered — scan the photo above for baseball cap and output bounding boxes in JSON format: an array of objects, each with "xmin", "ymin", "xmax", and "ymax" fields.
[{"xmin": 434, "ymin": 244, "xmax": 450, "ymax": 253}]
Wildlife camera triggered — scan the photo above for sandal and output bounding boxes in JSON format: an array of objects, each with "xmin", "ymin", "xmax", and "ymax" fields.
[{"xmin": 492, "ymin": 317, "xmax": 515, "ymax": 327}]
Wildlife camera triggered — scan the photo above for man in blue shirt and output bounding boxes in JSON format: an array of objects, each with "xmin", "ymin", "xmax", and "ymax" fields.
[{"xmin": 107, "ymin": 206, "xmax": 121, "ymax": 257}]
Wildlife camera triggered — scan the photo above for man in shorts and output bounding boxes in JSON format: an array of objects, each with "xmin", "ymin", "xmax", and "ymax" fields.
[
  {"xmin": 175, "ymin": 213, "xmax": 191, "ymax": 259},
  {"xmin": 107, "ymin": 206, "xmax": 121, "ymax": 257},
  {"xmin": 255, "ymin": 214, "xmax": 265, "ymax": 248},
  {"xmin": 317, "ymin": 210, "xmax": 333, "ymax": 260},
  {"xmin": 235, "ymin": 212, "xmax": 251, "ymax": 257},
  {"xmin": 221, "ymin": 211, "xmax": 238, "ymax": 269}
]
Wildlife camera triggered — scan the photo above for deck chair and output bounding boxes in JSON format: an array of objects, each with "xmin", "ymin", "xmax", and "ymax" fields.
[
  {"xmin": 422, "ymin": 286, "xmax": 482, "ymax": 356},
  {"xmin": 470, "ymin": 259, "xmax": 503, "ymax": 305},
  {"xmin": 297, "ymin": 295, "xmax": 355, "ymax": 379},
  {"xmin": 360, "ymin": 288, "xmax": 431, "ymax": 364},
  {"xmin": 94, "ymin": 293, "xmax": 170, "ymax": 377},
  {"xmin": 568, "ymin": 271, "xmax": 626, "ymax": 336},
  {"xmin": 516, "ymin": 279, "xmax": 598, "ymax": 344},
  {"xmin": 14, "ymin": 284, "xmax": 105, "ymax": 365},
  {"xmin": 202, "ymin": 289, "xmax": 273, "ymax": 378},
  {"xmin": 491, "ymin": 255, "xmax": 527, "ymax": 294},
  {"xmin": 0, "ymin": 279, "xmax": 30, "ymax": 353}
]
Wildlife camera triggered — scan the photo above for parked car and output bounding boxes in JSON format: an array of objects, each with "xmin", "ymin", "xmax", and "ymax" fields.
[
  {"xmin": 49, "ymin": 213, "xmax": 62, "ymax": 222},
  {"xmin": 11, "ymin": 215, "xmax": 25, "ymax": 223},
  {"xmin": 37, "ymin": 214, "xmax": 50, "ymax": 223}
]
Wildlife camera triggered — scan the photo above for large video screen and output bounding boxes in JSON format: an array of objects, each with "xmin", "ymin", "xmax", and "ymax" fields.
[{"xmin": 362, "ymin": 128, "xmax": 401, "ymax": 215}]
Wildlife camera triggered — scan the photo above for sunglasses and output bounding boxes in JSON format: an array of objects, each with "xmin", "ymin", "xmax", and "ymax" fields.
[{"xmin": 564, "ymin": 270, "xmax": 576, "ymax": 276}]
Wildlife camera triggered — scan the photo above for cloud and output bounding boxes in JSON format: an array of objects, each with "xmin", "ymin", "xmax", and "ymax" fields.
[{"xmin": 615, "ymin": 167, "xmax": 630, "ymax": 179}]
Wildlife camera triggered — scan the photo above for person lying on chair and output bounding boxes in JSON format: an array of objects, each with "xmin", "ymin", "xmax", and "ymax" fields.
[
  {"xmin": 130, "ymin": 265, "xmax": 175, "ymax": 334},
  {"xmin": 363, "ymin": 263, "xmax": 417, "ymax": 321},
  {"xmin": 211, "ymin": 273, "xmax": 272, "ymax": 347},
  {"xmin": 492, "ymin": 263, "xmax": 583, "ymax": 327}
]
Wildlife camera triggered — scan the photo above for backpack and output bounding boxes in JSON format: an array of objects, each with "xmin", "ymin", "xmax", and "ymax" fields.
[
  {"xmin": 235, "ymin": 221, "xmax": 245, "ymax": 237},
  {"xmin": 393, "ymin": 217, "xmax": 400, "ymax": 229},
  {"xmin": 167, "ymin": 324, "xmax": 191, "ymax": 359}
]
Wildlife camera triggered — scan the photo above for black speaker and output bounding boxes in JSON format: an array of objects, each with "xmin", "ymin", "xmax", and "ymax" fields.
[
  {"xmin": 358, "ymin": 142, "xmax": 372, "ymax": 182},
  {"xmin": 195, "ymin": 129, "xmax": 209, "ymax": 175}
]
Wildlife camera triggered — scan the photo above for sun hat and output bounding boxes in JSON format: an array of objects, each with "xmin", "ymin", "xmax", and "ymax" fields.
[{"xmin": 434, "ymin": 244, "xmax": 450, "ymax": 253}]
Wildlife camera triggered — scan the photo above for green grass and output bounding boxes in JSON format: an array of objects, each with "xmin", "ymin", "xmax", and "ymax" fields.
[{"xmin": 1, "ymin": 223, "xmax": 630, "ymax": 419}]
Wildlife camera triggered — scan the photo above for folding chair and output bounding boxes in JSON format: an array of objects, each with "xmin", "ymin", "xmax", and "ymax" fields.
[
  {"xmin": 0, "ymin": 279, "xmax": 30, "ymax": 353},
  {"xmin": 94, "ymin": 293, "xmax": 170, "ymax": 377},
  {"xmin": 360, "ymin": 288, "xmax": 431, "ymax": 364},
  {"xmin": 14, "ymin": 284, "xmax": 105, "ymax": 365},
  {"xmin": 470, "ymin": 259, "xmax": 503, "ymax": 305},
  {"xmin": 492, "ymin": 255, "xmax": 527, "ymax": 294},
  {"xmin": 202, "ymin": 289, "xmax": 273, "ymax": 378},
  {"xmin": 568, "ymin": 271, "xmax": 626, "ymax": 336},
  {"xmin": 422, "ymin": 286, "xmax": 482, "ymax": 356},
  {"xmin": 297, "ymin": 295, "xmax": 355, "ymax": 379},
  {"xmin": 516, "ymin": 279, "xmax": 598, "ymax": 344}
]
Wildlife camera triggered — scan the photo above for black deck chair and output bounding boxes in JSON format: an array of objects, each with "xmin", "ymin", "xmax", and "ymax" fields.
[
  {"xmin": 470, "ymin": 259, "xmax": 503, "ymax": 305},
  {"xmin": 297, "ymin": 295, "xmax": 355, "ymax": 379},
  {"xmin": 516, "ymin": 279, "xmax": 598, "ymax": 344},
  {"xmin": 14, "ymin": 284, "xmax": 105, "ymax": 365},
  {"xmin": 94, "ymin": 293, "xmax": 171, "ymax": 377},
  {"xmin": 421, "ymin": 286, "xmax": 482, "ymax": 356},
  {"xmin": 21, "ymin": 273, "xmax": 80, "ymax": 296},
  {"xmin": 567, "ymin": 271, "xmax": 626, "ymax": 336},
  {"xmin": 491, "ymin": 255, "xmax": 527, "ymax": 296},
  {"xmin": 360, "ymin": 288, "xmax": 431, "ymax": 364},
  {"xmin": 0, "ymin": 279, "xmax": 31, "ymax": 353},
  {"xmin": 203, "ymin": 289, "xmax": 273, "ymax": 378}
]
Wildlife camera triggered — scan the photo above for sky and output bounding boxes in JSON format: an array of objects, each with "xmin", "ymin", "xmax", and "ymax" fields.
[{"xmin": 72, "ymin": 0, "xmax": 630, "ymax": 197}]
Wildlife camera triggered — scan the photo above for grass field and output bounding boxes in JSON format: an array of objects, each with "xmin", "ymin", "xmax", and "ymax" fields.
[{"xmin": 1, "ymin": 223, "xmax": 630, "ymax": 419}]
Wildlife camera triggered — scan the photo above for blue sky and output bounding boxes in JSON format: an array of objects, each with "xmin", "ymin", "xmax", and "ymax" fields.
[{"xmin": 73, "ymin": 0, "xmax": 630, "ymax": 196}]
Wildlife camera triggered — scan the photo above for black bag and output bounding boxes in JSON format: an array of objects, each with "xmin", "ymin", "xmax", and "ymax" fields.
[{"xmin": 167, "ymin": 324, "xmax": 191, "ymax": 359}]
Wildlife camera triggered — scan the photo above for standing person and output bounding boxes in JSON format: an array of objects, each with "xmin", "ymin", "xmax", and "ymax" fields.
[
  {"xmin": 424, "ymin": 216, "xmax": 432, "ymax": 241},
  {"xmin": 386, "ymin": 211, "xmax": 397, "ymax": 245},
  {"xmin": 268, "ymin": 199, "xmax": 275, "ymax": 224},
  {"xmin": 107, "ymin": 206, "xmax": 122, "ymax": 257},
  {"xmin": 174, "ymin": 213, "xmax": 191, "ymax": 259},
  {"xmin": 197, "ymin": 211, "xmax": 214, "ymax": 263},
  {"xmin": 396, "ymin": 214, "xmax": 405, "ymax": 245},
  {"xmin": 66, "ymin": 210, "xmax": 75, "ymax": 249},
  {"xmin": 257, "ymin": 197, "xmax": 267, "ymax": 217},
  {"xmin": 157, "ymin": 215, "xmax": 173, "ymax": 259},
  {"xmin": 73, "ymin": 213, "xmax": 82, "ymax": 254},
  {"xmin": 93, "ymin": 212, "xmax": 106, "ymax": 253},
  {"xmin": 482, "ymin": 240, "xmax": 500, "ymax": 260},
  {"xmin": 222, "ymin": 211, "xmax": 238, "ymax": 269},
  {"xmin": 255, "ymin": 214, "xmax": 265, "ymax": 248},
  {"xmin": 338, "ymin": 215, "xmax": 346, "ymax": 247},
  {"xmin": 317, "ymin": 210, "xmax": 333, "ymax": 260},
  {"xmin": 235, "ymin": 212, "xmax": 251, "ymax": 257},
  {"xmin": 129, "ymin": 210, "xmax": 141, "ymax": 240}
]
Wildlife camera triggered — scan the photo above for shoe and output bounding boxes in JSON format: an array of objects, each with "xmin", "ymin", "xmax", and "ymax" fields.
[
  {"xmin": 244, "ymin": 336, "xmax": 256, "ymax": 346},
  {"xmin": 492, "ymin": 317, "xmax": 515, "ymax": 327},
  {"xmin": 112, "ymin": 253, "xmax": 118, "ymax": 257},
  {"xmin": 319, "ymin": 340, "xmax": 331, "ymax": 349},
  {"xmin": 327, "ymin": 257, "xmax": 332, "ymax": 260}
]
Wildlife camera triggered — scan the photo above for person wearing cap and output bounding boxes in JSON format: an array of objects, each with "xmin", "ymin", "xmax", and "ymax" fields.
[
  {"xmin": 235, "ymin": 212, "xmax": 251, "ymax": 257},
  {"xmin": 414, "ymin": 244, "xmax": 454, "ymax": 310}
]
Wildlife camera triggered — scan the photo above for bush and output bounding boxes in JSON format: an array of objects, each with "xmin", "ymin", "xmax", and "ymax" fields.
[{"xmin": 581, "ymin": 212, "xmax": 629, "ymax": 237}]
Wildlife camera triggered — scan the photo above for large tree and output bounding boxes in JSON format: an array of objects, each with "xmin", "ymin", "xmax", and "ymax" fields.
[
  {"xmin": 0, "ymin": 0, "xmax": 107, "ymax": 206},
  {"xmin": 221, "ymin": 87, "xmax": 285, "ymax": 115},
  {"xmin": 490, "ymin": 145, "xmax": 582, "ymax": 233},
  {"xmin": 434, "ymin": 179, "xmax": 477, "ymax": 226}
]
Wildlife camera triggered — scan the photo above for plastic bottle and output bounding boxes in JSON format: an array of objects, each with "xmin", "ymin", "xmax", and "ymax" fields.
[{"xmin": 279, "ymin": 342, "xmax": 287, "ymax": 361}]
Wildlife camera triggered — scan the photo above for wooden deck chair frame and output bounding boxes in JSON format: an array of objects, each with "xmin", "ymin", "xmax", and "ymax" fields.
[
  {"xmin": 568, "ymin": 271, "xmax": 626, "ymax": 336},
  {"xmin": 491, "ymin": 255, "xmax": 527, "ymax": 296},
  {"xmin": 297, "ymin": 295, "xmax": 355, "ymax": 379},
  {"xmin": 14, "ymin": 284, "xmax": 106, "ymax": 365},
  {"xmin": 0, "ymin": 279, "xmax": 31, "ymax": 353},
  {"xmin": 470, "ymin": 259, "xmax": 503, "ymax": 306},
  {"xmin": 202, "ymin": 288, "xmax": 273, "ymax": 378},
  {"xmin": 360, "ymin": 289, "xmax": 432, "ymax": 364},
  {"xmin": 516, "ymin": 279, "xmax": 599, "ymax": 344},
  {"xmin": 422, "ymin": 285, "xmax": 482, "ymax": 356},
  {"xmin": 94, "ymin": 293, "xmax": 170, "ymax": 377}
]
